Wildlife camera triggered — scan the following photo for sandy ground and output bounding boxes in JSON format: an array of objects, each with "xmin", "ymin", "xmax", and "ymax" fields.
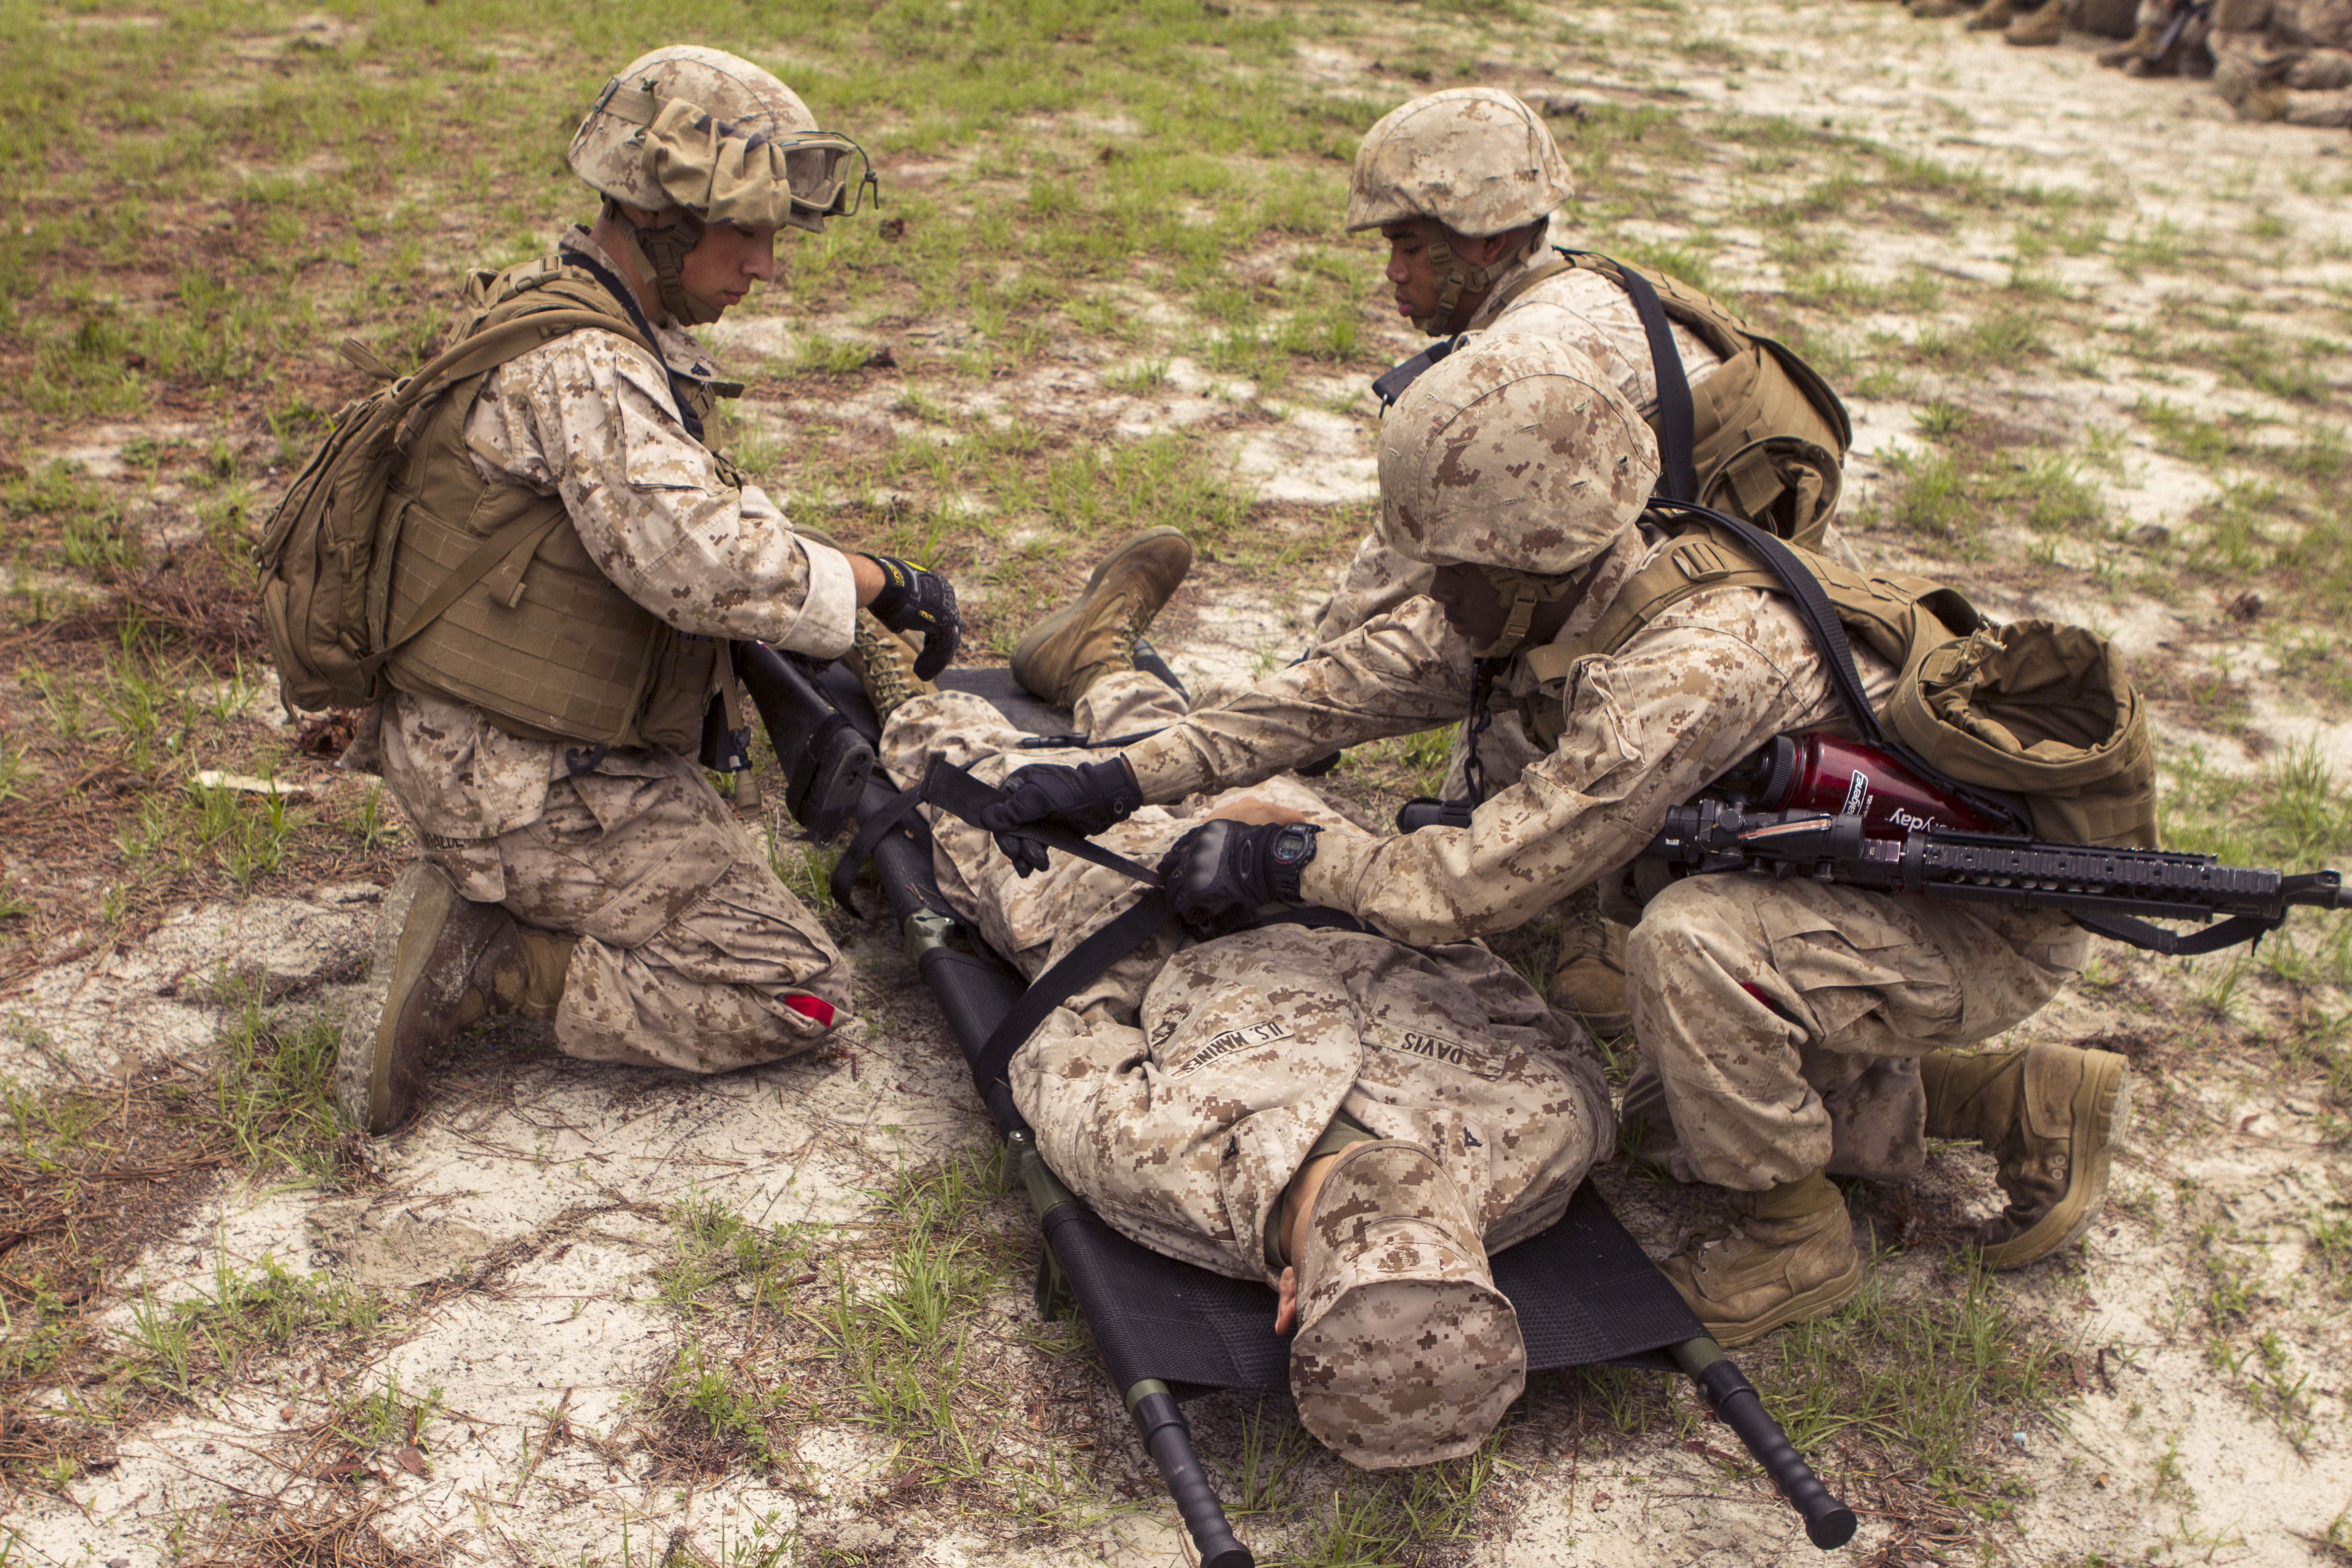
[{"xmin": 5, "ymin": 1, "xmax": 2352, "ymax": 1565}]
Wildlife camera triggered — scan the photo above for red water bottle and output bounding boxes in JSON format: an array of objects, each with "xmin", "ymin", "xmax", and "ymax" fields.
[{"xmin": 1742, "ymin": 733, "xmax": 1991, "ymax": 835}]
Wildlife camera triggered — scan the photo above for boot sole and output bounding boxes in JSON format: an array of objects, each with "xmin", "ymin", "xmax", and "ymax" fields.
[
  {"xmin": 1981, "ymin": 1050, "xmax": 2130, "ymax": 1271},
  {"xmin": 1010, "ymin": 527, "xmax": 1191, "ymax": 704},
  {"xmin": 336, "ymin": 864, "xmax": 447, "ymax": 1136}
]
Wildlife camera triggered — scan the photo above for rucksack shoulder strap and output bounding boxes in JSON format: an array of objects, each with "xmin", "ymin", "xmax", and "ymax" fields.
[
  {"xmin": 1558, "ymin": 250, "xmax": 1752, "ymax": 358},
  {"xmin": 387, "ymin": 308, "xmax": 658, "ymax": 419},
  {"xmin": 1475, "ymin": 252, "xmax": 1572, "ymax": 322},
  {"xmin": 1522, "ymin": 519, "xmax": 1782, "ymax": 686},
  {"xmin": 1555, "ymin": 250, "xmax": 1705, "ymax": 503},
  {"xmin": 1560, "ymin": 249, "xmax": 1853, "ymax": 469}
]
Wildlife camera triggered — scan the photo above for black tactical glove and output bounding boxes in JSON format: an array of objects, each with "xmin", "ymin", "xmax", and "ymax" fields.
[
  {"xmin": 1156, "ymin": 819, "xmax": 1320, "ymax": 936},
  {"xmin": 977, "ymin": 758, "xmax": 1143, "ymax": 877},
  {"xmin": 863, "ymin": 555, "xmax": 962, "ymax": 680}
]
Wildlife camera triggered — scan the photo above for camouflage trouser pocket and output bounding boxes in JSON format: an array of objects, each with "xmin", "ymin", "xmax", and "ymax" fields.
[{"xmin": 505, "ymin": 767, "xmax": 744, "ymax": 949}]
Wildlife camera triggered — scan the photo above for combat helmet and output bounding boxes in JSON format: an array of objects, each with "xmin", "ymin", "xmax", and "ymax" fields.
[
  {"xmin": 1376, "ymin": 332, "xmax": 1659, "ymax": 657},
  {"xmin": 566, "ymin": 45, "xmax": 876, "ymax": 323},
  {"xmin": 1346, "ymin": 89, "xmax": 1575, "ymax": 334}
]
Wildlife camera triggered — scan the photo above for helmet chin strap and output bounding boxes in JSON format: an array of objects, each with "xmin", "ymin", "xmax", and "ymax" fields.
[
  {"xmin": 1471, "ymin": 566, "xmax": 1581, "ymax": 660},
  {"xmin": 1411, "ymin": 227, "xmax": 1536, "ymax": 337},
  {"xmin": 617, "ymin": 206, "xmax": 720, "ymax": 326}
]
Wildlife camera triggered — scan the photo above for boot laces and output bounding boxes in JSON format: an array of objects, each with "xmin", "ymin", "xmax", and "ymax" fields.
[
  {"xmin": 1075, "ymin": 592, "xmax": 1145, "ymax": 687},
  {"xmin": 1565, "ymin": 904, "xmax": 1611, "ymax": 961},
  {"xmin": 1106, "ymin": 595, "xmax": 1147, "ymax": 665},
  {"xmin": 856, "ymin": 621, "xmax": 918, "ymax": 713}
]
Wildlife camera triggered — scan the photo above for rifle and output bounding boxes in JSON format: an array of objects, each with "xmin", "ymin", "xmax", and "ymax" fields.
[{"xmin": 1643, "ymin": 801, "xmax": 2349, "ymax": 956}]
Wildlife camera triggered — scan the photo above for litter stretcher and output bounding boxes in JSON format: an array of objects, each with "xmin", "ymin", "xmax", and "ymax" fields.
[{"xmin": 733, "ymin": 643, "xmax": 1857, "ymax": 1565}]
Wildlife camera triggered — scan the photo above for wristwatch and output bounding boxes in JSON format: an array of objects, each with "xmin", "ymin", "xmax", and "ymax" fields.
[{"xmin": 1265, "ymin": 822, "xmax": 1320, "ymax": 903}]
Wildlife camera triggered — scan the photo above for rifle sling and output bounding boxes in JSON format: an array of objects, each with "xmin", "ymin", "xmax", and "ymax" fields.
[
  {"xmin": 1649, "ymin": 498, "xmax": 2028, "ymax": 834},
  {"xmin": 2073, "ymin": 910, "xmax": 2281, "ymax": 956}
]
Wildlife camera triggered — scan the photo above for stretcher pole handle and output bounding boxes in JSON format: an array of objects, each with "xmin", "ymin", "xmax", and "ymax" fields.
[
  {"xmin": 1128, "ymin": 1383, "xmax": 1254, "ymax": 1568},
  {"xmin": 1673, "ymin": 1338, "xmax": 1856, "ymax": 1549}
]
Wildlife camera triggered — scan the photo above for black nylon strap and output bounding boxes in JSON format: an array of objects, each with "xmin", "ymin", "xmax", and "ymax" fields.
[
  {"xmin": 1588, "ymin": 256, "xmax": 1699, "ymax": 504},
  {"xmin": 1015, "ymin": 727, "xmax": 1167, "ymax": 752},
  {"xmin": 2152, "ymin": 0, "xmax": 2209, "ymax": 58},
  {"xmin": 560, "ymin": 239, "xmax": 710, "ymax": 444},
  {"xmin": 917, "ymin": 756, "xmax": 1162, "ymax": 888},
  {"xmin": 833, "ymin": 757, "xmax": 1164, "ymax": 920},
  {"xmin": 1372, "ymin": 334, "xmax": 1466, "ymax": 409},
  {"xmin": 1650, "ymin": 498, "xmax": 2029, "ymax": 835},
  {"xmin": 971, "ymin": 890, "xmax": 1175, "ymax": 1094},
  {"xmin": 842, "ymin": 755, "xmax": 1366, "ymax": 1090},
  {"xmin": 2074, "ymin": 910, "xmax": 2281, "ymax": 956},
  {"xmin": 831, "ymin": 781, "xmax": 930, "ymax": 917},
  {"xmin": 857, "ymin": 757, "xmax": 1176, "ymax": 1091},
  {"xmin": 1664, "ymin": 503, "xmax": 1886, "ymax": 751}
]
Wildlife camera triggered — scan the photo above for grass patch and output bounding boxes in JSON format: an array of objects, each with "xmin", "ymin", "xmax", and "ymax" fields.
[
  {"xmin": 2163, "ymin": 741, "xmax": 2352, "ymax": 994},
  {"xmin": 1251, "ymin": 1422, "xmax": 1503, "ymax": 1566},
  {"xmin": 2163, "ymin": 738, "xmax": 2352, "ymax": 873},
  {"xmin": 810, "ymin": 1148, "xmax": 1006, "ymax": 1485},
  {"xmin": 1869, "ymin": 433, "xmax": 2102, "ymax": 551},
  {"xmin": 0, "ymin": 973, "xmax": 361, "ymax": 1479},
  {"xmin": 1758, "ymin": 1249, "xmax": 2064, "ymax": 1513}
]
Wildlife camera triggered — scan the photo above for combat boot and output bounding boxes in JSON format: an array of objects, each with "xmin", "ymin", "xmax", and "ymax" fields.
[
  {"xmin": 2006, "ymin": 0, "xmax": 2064, "ymax": 44},
  {"xmin": 2217, "ymin": 67, "xmax": 2290, "ymax": 118},
  {"xmin": 842, "ymin": 610, "xmax": 937, "ymax": 722},
  {"xmin": 1920, "ymin": 1042, "xmax": 2129, "ymax": 1270},
  {"xmin": 1660, "ymin": 1172, "xmax": 1863, "ymax": 1347},
  {"xmin": 2099, "ymin": 21, "xmax": 2162, "ymax": 66},
  {"xmin": 1289, "ymin": 1140, "xmax": 1524, "ymax": 1469},
  {"xmin": 1011, "ymin": 528, "xmax": 1194, "ymax": 707},
  {"xmin": 1967, "ymin": 0, "xmax": 2018, "ymax": 27},
  {"xmin": 1549, "ymin": 884, "xmax": 1631, "ymax": 1035},
  {"xmin": 335, "ymin": 863, "xmax": 573, "ymax": 1136}
]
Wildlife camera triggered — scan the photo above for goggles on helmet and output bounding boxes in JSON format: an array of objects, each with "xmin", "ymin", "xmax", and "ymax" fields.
[{"xmin": 588, "ymin": 75, "xmax": 881, "ymax": 229}]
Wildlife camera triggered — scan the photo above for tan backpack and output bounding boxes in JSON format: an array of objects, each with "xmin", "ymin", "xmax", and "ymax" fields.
[
  {"xmin": 1521, "ymin": 510, "xmax": 2159, "ymax": 849},
  {"xmin": 1484, "ymin": 251, "xmax": 1854, "ymax": 546},
  {"xmin": 255, "ymin": 308, "xmax": 658, "ymax": 715}
]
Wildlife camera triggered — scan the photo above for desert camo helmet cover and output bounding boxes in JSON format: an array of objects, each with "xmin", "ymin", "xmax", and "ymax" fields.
[
  {"xmin": 1377, "ymin": 331, "xmax": 1660, "ymax": 656},
  {"xmin": 1346, "ymin": 88, "xmax": 1575, "ymax": 334},
  {"xmin": 566, "ymin": 45, "xmax": 876, "ymax": 322}
]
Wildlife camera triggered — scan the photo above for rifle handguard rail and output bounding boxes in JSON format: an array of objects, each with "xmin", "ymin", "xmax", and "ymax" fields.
[{"xmin": 1648, "ymin": 803, "xmax": 2348, "ymax": 950}]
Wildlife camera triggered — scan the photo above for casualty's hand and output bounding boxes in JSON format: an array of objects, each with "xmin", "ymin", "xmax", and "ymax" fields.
[
  {"xmin": 977, "ymin": 758, "xmax": 1143, "ymax": 877},
  {"xmin": 1203, "ymin": 795, "xmax": 1308, "ymax": 827},
  {"xmin": 1155, "ymin": 818, "xmax": 1320, "ymax": 935},
  {"xmin": 862, "ymin": 555, "xmax": 962, "ymax": 680},
  {"xmin": 1274, "ymin": 1266, "xmax": 1299, "ymax": 1335}
]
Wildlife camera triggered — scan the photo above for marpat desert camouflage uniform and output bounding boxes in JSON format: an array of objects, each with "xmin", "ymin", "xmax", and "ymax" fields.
[
  {"xmin": 877, "ymin": 670, "xmax": 1612, "ymax": 1287},
  {"xmin": 2213, "ymin": 0, "xmax": 2352, "ymax": 121},
  {"xmin": 346, "ymin": 226, "xmax": 858, "ymax": 1072},
  {"xmin": 1116, "ymin": 532, "xmax": 2086, "ymax": 1193}
]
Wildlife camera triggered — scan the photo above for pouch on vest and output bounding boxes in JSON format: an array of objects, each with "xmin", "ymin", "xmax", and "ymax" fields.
[
  {"xmin": 258, "ymin": 255, "xmax": 746, "ymax": 754},
  {"xmin": 255, "ymin": 290, "xmax": 663, "ymax": 717}
]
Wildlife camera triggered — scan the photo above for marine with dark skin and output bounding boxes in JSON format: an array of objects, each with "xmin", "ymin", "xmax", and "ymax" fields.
[{"xmin": 1378, "ymin": 217, "xmax": 1545, "ymax": 334}]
